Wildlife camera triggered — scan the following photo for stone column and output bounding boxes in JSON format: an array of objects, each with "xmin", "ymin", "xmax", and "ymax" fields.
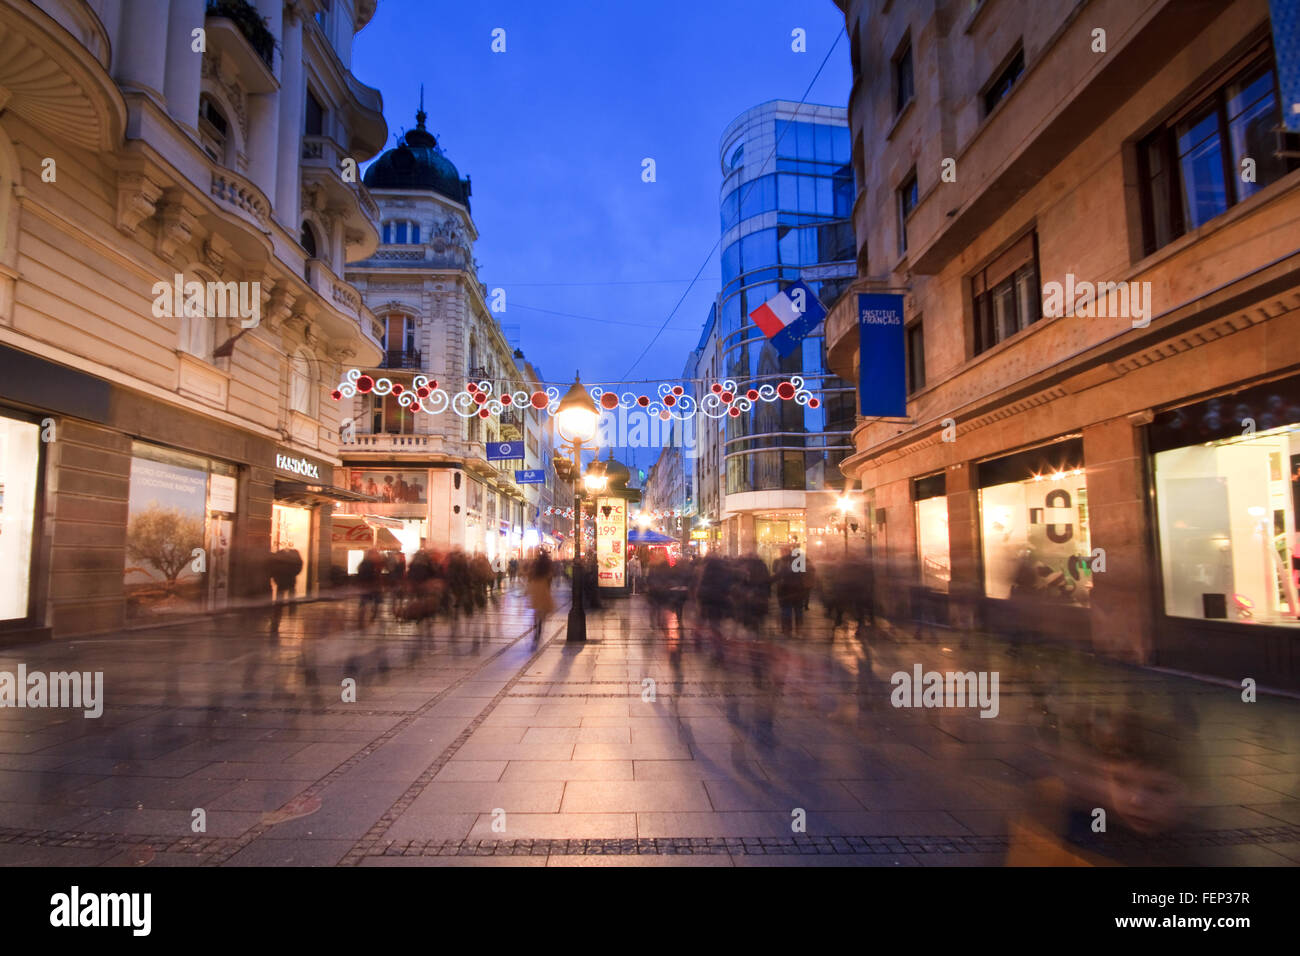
[
  {"xmin": 275, "ymin": 4, "xmax": 306, "ymax": 230},
  {"xmin": 113, "ymin": 1, "xmax": 170, "ymax": 103},
  {"xmin": 245, "ymin": 0, "xmax": 284, "ymax": 200},
  {"xmin": 945, "ymin": 460, "xmax": 980, "ymax": 630},
  {"xmin": 163, "ymin": 0, "xmax": 206, "ymax": 134},
  {"xmin": 1084, "ymin": 416, "xmax": 1156, "ymax": 665}
]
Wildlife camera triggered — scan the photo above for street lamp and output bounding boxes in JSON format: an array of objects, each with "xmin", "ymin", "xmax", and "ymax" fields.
[{"xmin": 554, "ymin": 374, "xmax": 601, "ymax": 642}]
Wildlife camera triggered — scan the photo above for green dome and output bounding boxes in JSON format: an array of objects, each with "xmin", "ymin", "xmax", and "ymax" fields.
[{"xmin": 364, "ymin": 108, "xmax": 471, "ymax": 209}]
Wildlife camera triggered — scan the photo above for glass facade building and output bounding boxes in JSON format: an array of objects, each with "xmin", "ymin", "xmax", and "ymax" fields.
[{"xmin": 715, "ymin": 102, "xmax": 857, "ymax": 560}]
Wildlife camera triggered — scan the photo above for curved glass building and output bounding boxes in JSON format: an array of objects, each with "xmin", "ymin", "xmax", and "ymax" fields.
[{"xmin": 714, "ymin": 101, "xmax": 858, "ymax": 563}]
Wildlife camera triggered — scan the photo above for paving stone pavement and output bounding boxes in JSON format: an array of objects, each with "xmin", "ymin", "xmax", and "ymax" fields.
[{"xmin": 1, "ymin": 584, "xmax": 1298, "ymax": 866}]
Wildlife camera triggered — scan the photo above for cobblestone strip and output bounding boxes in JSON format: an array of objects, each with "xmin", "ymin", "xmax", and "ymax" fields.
[
  {"xmin": 200, "ymin": 610, "xmax": 563, "ymax": 867},
  {"xmin": 0, "ymin": 828, "xmax": 238, "ymax": 862},
  {"xmin": 339, "ymin": 615, "xmax": 570, "ymax": 866},
  {"xmin": 356, "ymin": 821, "xmax": 1300, "ymax": 858}
]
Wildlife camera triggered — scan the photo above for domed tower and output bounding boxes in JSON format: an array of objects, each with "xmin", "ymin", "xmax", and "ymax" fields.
[
  {"xmin": 342, "ymin": 99, "xmax": 532, "ymax": 562},
  {"xmin": 363, "ymin": 106, "xmax": 471, "ymax": 210}
]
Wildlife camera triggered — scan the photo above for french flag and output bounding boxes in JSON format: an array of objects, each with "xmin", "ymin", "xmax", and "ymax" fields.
[{"xmin": 748, "ymin": 280, "xmax": 827, "ymax": 357}]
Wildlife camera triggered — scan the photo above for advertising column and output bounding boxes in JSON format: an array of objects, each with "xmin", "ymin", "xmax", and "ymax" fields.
[{"xmin": 596, "ymin": 496, "xmax": 626, "ymax": 589}]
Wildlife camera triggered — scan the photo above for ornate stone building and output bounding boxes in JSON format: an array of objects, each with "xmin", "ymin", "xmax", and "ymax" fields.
[
  {"xmin": 340, "ymin": 107, "xmax": 550, "ymax": 562},
  {"xmin": 0, "ymin": 0, "xmax": 387, "ymax": 640}
]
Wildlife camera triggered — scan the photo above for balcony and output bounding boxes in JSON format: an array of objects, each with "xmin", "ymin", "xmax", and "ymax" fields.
[
  {"xmin": 381, "ymin": 348, "xmax": 422, "ymax": 370},
  {"xmin": 205, "ymin": 0, "xmax": 275, "ymax": 72},
  {"xmin": 340, "ymin": 433, "xmax": 442, "ymax": 455},
  {"xmin": 467, "ymin": 366, "xmax": 489, "ymax": 381},
  {"xmin": 301, "ymin": 135, "xmax": 381, "ymax": 260}
]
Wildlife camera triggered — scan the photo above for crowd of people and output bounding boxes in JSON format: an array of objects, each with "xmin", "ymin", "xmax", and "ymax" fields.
[{"xmin": 627, "ymin": 546, "xmax": 877, "ymax": 639}]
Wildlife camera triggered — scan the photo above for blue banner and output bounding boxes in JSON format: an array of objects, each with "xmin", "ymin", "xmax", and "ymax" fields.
[
  {"xmin": 486, "ymin": 441, "xmax": 521, "ymax": 461},
  {"xmin": 1272, "ymin": 0, "xmax": 1300, "ymax": 131},
  {"xmin": 858, "ymin": 293, "xmax": 907, "ymax": 418},
  {"xmin": 515, "ymin": 469, "xmax": 545, "ymax": 484}
]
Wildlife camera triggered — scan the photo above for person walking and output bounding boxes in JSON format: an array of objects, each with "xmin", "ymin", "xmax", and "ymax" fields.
[
  {"xmin": 357, "ymin": 548, "xmax": 383, "ymax": 628},
  {"xmin": 773, "ymin": 546, "xmax": 810, "ymax": 637},
  {"xmin": 268, "ymin": 547, "xmax": 303, "ymax": 638},
  {"xmin": 526, "ymin": 550, "xmax": 555, "ymax": 645},
  {"xmin": 628, "ymin": 551, "xmax": 643, "ymax": 596}
]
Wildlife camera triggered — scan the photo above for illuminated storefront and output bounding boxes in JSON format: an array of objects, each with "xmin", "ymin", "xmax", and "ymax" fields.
[
  {"xmin": 0, "ymin": 410, "xmax": 41, "ymax": 628},
  {"xmin": 977, "ymin": 439, "xmax": 1092, "ymax": 608}
]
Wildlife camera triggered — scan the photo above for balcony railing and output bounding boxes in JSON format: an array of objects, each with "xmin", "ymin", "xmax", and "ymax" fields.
[
  {"xmin": 467, "ymin": 366, "xmax": 489, "ymax": 381},
  {"xmin": 205, "ymin": 0, "xmax": 274, "ymax": 69},
  {"xmin": 381, "ymin": 349, "xmax": 422, "ymax": 370}
]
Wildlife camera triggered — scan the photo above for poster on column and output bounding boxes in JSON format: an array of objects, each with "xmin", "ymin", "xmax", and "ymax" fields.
[{"xmin": 595, "ymin": 497, "xmax": 626, "ymax": 588}]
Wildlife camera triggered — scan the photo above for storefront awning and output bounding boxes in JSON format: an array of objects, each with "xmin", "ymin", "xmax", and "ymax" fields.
[
  {"xmin": 331, "ymin": 514, "xmax": 402, "ymax": 549},
  {"xmin": 275, "ymin": 481, "xmax": 378, "ymax": 505}
]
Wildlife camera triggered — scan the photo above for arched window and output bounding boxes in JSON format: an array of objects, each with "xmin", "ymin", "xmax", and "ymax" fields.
[
  {"xmin": 289, "ymin": 350, "xmax": 314, "ymax": 415},
  {"xmin": 178, "ymin": 272, "xmax": 216, "ymax": 362},
  {"xmin": 198, "ymin": 95, "xmax": 230, "ymax": 164},
  {"xmin": 300, "ymin": 221, "xmax": 319, "ymax": 257}
]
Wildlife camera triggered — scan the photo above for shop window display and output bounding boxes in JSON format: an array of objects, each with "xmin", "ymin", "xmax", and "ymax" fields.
[
  {"xmin": 915, "ymin": 494, "xmax": 950, "ymax": 593},
  {"xmin": 1155, "ymin": 424, "xmax": 1300, "ymax": 625},
  {"xmin": 980, "ymin": 469, "xmax": 1092, "ymax": 607},
  {"xmin": 0, "ymin": 414, "xmax": 40, "ymax": 621}
]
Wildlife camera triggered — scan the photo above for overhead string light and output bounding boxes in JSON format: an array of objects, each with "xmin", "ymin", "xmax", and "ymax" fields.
[{"xmin": 331, "ymin": 370, "xmax": 819, "ymax": 422}]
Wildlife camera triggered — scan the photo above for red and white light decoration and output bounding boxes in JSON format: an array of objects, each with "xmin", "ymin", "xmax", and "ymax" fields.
[{"xmin": 333, "ymin": 370, "xmax": 819, "ymax": 423}]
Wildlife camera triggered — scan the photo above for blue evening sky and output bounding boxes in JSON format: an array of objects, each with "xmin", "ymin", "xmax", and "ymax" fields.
[{"xmin": 353, "ymin": 0, "xmax": 851, "ymax": 391}]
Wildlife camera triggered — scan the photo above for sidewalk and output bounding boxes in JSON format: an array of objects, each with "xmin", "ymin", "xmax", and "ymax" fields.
[{"xmin": 0, "ymin": 587, "xmax": 1298, "ymax": 866}]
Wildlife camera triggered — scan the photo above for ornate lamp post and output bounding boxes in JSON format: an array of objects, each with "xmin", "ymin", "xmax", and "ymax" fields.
[{"xmin": 553, "ymin": 374, "xmax": 603, "ymax": 642}]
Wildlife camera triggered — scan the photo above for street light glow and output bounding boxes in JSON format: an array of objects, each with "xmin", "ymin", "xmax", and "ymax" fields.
[{"xmin": 555, "ymin": 374, "xmax": 600, "ymax": 444}]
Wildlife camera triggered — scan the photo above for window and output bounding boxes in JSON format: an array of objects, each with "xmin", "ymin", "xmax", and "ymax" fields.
[
  {"xmin": 300, "ymin": 221, "xmax": 318, "ymax": 258},
  {"xmin": 1150, "ymin": 375, "xmax": 1300, "ymax": 627},
  {"xmin": 894, "ymin": 37, "xmax": 915, "ymax": 115},
  {"xmin": 382, "ymin": 220, "xmax": 421, "ymax": 244},
  {"xmin": 914, "ymin": 475, "xmax": 950, "ymax": 593},
  {"xmin": 982, "ymin": 46, "xmax": 1025, "ymax": 116},
  {"xmin": 1139, "ymin": 51, "xmax": 1296, "ymax": 255},
  {"xmin": 978, "ymin": 440, "xmax": 1090, "ymax": 608},
  {"xmin": 728, "ymin": 143, "xmax": 744, "ymax": 172},
  {"xmin": 0, "ymin": 412, "xmax": 40, "ymax": 621},
  {"xmin": 305, "ymin": 90, "xmax": 324, "ymax": 137},
  {"xmin": 289, "ymin": 351, "xmax": 314, "ymax": 415},
  {"xmin": 370, "ymin": 391, "xmax": 415, "ymax": 435},
  {"xmin": 971, "ymin": 231, "xmax": 1040, "ymax": 355},
  {"xmin": 906, "ymin": 319, "xmax": 926, "ymax": 393},
  {"xmin": 198, "ymin": 95, "xmax": 229, "ymax": 164},
  {"xmin": 897, "ymin": 170, "xmax": 918, "ymax": 254}
]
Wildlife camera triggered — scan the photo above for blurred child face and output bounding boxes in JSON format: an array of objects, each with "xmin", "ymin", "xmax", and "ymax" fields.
[{"xmin": 1106, "ymin": 759, "xmax": 1183, "ymax": 835}]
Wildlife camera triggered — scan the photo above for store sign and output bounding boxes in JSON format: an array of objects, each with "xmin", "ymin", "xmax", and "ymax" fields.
[
  {"xmin": 595, "ymin": 497, "xmax": 626, "ymax": 588},
  {"xmin": 207, "ymin": 474, "xmax": 237, "ymax": 513},
  {"xmin": 690, "ymin": 529, "xmax": 708, "ymax": 540},
  {"xmin": 515, "ymin": 469, "xmax": 545, "ymax": 484},
  {"xmin": 858, "ymin": 293, "xmax": 906, "ymax": 418},
  {"xmin": 276, "ymin": 452, "xmax": 321, "ymax": 479}
]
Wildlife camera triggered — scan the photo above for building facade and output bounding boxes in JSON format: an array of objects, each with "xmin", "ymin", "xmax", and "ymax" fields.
[
  {"xmin": 713, "ymin": 100, "xmax": 858, "ymax": 565},
  {"xmin": 340, "ymin": 107, "xmax": 539, "ymax": 565},
  {"xmin": 0, "ymin": 0, "xmax": 387, "ymax": 641},
  {"xmin": 827, "ymin": 0, "xmax": 1300, "ymax": 686}
]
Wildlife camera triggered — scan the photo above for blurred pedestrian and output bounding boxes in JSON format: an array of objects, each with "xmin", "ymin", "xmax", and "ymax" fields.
[
  {"xmin": 527, "ymin": 550, "xmax": 555, "ymax": 644},
  {"xmin": 268, "ymin": 547, "xmax": 303, "ymax": 638}
]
